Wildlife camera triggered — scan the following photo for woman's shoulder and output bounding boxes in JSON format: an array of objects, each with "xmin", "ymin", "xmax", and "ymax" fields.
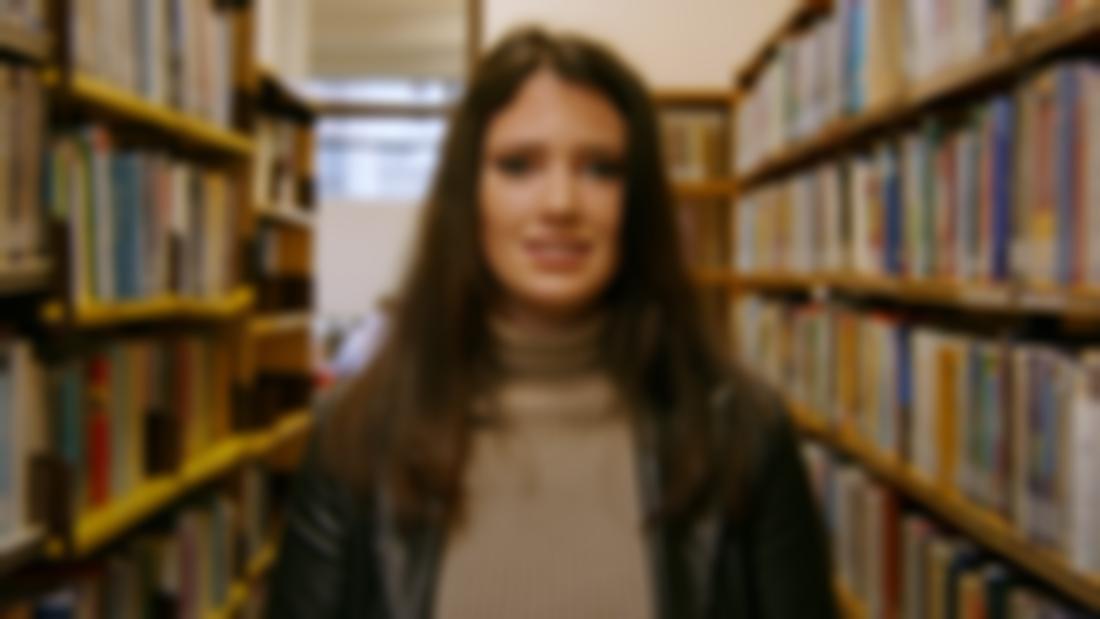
[
  {"xmin": 709, "ymin": 365, "xmax": 802, "ymax": 506},
  {"xmin": 307, "ymin": 373, "xmax": 391, "ymax": 494},
  {"xmin": 712, "ymin": 364, "xmax": 794, "ymax": 447}
]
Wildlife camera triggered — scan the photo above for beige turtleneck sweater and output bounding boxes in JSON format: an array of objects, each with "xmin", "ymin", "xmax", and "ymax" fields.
[{"xmin": 434, "ymin": 314, "xmax": 654, "ymax": 619}]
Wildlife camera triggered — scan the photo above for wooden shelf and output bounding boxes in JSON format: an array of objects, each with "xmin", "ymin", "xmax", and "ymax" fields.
[
  {"xmin": 0, "ymin": 258, "xmax": 51, "ymax": 296},
  {"xmin": 205, "ymin": 540, "xmax": 279, "ymax": 619},
  {"xmin": 0, "ymin": 19, "xmax": 49, "ymax": 61},
  {"xmin": 835, "ymin": 581, "xmax": 866, "ymax": 619},
  {"xmin": 786, "ymin": 401, "xmax": 1100, "ymax": 611},
  {"xmin": 674, "ymin": 179, "xmax": 738, "ymax": 200},
  {"xmin": 41, "ymin": 287, "xmax": 256, "ymax": 328},
  {"xmin": 44, "ymin": 71, "xmax": 254, "ymax": 158},
  {"xmin": 652, "ymin": 88, "xmax": 736, "ymax": 107},
  {"xmin": 256, "ymin": 206, "xmax": 315, "ymax": 230},
  {"xmin": 61, "ymin": 439, "xmax": 250, "ymax": 558},
  {"xmin": 735, "ymin": 0, "xmax": 833, "ymax": 89},
  {"xmin": 692, "ymin": 267, "xmax": 736, "ymax": 287},
  {"xmin": 250, "ymin": 312, "xmax": 312, "ymax": 338},
  {"xmin": 0, "ymin": 527, "xmax": 46, "ymax": 579},
  {"xmin": 736, "ymin": 6, "xmax": 1100, "ymax": 189},
  {"xmin": 53, "ymin": 412, "xmax": 312, "ymax": 559},
  {"xmin": 249, "ymin": 411, "xmax": 314, "ymax": 458},
  {"xmin": 257, "ymin": 66, "xmax": 317, "ymax": 121},
  {"xmin": 726, "ymin": 271, "xmax": 1100, "ymax": 315}
]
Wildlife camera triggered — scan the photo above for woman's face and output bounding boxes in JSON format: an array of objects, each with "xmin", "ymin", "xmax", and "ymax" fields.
[{"xmin": 479, "ymin": 69, "xmax": 627, "ymax": 322}]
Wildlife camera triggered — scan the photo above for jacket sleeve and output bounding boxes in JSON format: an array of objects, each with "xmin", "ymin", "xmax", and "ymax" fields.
[
  {"xmin": 748, "ymin": 399, "xmax": 839, "ymax": 619},
  {"xmin": 267, "ymin": 410, "xmax": 356, "ymax": 619}
]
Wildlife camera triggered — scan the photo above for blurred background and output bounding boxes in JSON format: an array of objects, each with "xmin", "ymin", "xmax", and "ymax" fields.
[{"xmin": 2, "ymin": 0, "xmax": 1100, "ymax": 617}]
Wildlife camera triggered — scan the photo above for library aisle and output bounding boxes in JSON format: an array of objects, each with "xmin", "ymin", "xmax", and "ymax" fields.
[
  {"xmin": 0, "ymin": 1, "xmax": 318, "ymax": 617},
  {"xmin": 3, "ymin": 0, "xmax": 1100, "ymax": 618}
]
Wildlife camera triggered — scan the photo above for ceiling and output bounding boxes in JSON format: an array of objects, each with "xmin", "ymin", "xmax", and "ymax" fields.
[{"xmin": 310, "ymin": 0, "xmax": 467, "ymax": 80}]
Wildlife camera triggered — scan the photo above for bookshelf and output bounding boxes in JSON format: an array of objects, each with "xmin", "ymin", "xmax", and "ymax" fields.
[
  {"xmin": 250, "ymin": 312, "xmax": 313, "ymax": 338},
  {"xmin": 729, "ymin": 273, "xmax": 1100, "ymax": 316},
  {"xmin": 654, "ymin": 88, "xmax": 736, "ymax": 340},
  {"xmin": 723, "ymin": 0, "xmax": 1100, "ymax": 615},
  {"xmin": 47, "ymin": 410, "xmax": 312, "ymax": 560},
  {"xmin": 789, "ymin": 401, "xmax": 1100, "ymax": 610},
  {"xmin": 737, "ymin": 5, "xmax": 1100, "ymax": 190},
  {"xmin": 0, "ymin": 259, "xmax": 51, "ymax": 296},
  {"xmin": 0, "ymin": 0, "xmax": 319, "ymax": 613},
  {"xmin": 835, "ymin": 582, "xmax": 866, "ymax": 619},
  {"xmin": 39, "ymin": 287, "xmax": 257, "ymax": 328},
  {"xmin": 0, "ymin": 16, "xmax": 49, "ymax": 61},
  {"xmin": 674, "ymin": 179, "xmax": 738, "ymax": 201},
  {"xmin": 43, "ymin": 72, "xmax": 255, "ymax": 157},
  {"xmin": 0, "ymin": 526, "xmax": 45, "ymax": 580},
  {"xmin": 205, "ymin": 539, "xmax": 279, "ymax": 619}
]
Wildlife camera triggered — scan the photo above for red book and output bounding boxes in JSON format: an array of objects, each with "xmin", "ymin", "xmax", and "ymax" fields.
[{"xmin": 85, "ymin": 354, "xmax": 111, "ymax": 507}]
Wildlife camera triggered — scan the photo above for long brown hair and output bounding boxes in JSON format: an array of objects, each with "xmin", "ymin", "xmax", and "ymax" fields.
[{"xmin": 324, "ymin": 26, "xmax": 733, "ymax": 530}]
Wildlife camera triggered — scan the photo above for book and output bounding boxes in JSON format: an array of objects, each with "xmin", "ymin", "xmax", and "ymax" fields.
[
  {"xmin": 0, "ymin": 335, "xmax": 45, "ymax": 544},
  {"xmin": 45, "ymin": 125, "xmax": 242, "ymax": 306},
  {"xmin": 802, "ymin": 444, "xmax": 1098, "ymax": 617},
  {"xmin": 68, "ymin": 0, "xmax": 238, "ymax": 127},
  {"xmin": 0, "ymin": 485, "xmax": 271, "ymax": 618},
  {"xmin": 45, "ymin": 335, "xmax": 235, "ymax": 515},
  {"xmin": 733, "ymin": 294, "xmax": 1100, "ymax": 573},
  {"xmin": 0, "ymin": 65, "xmax": 45, "ymax": 272},
  {"xmin": 659, "ymin": 108, "xmax": 728, "ymax": 183}
]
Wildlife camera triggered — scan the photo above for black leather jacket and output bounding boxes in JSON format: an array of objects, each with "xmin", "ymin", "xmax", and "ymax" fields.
[{"xmin": 268, "ymin": 376, "xmax": 839, "ymax": 618}]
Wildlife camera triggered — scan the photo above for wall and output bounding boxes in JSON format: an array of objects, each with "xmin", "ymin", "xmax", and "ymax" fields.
[
  {"xmin": 482, "ymin": 0, "xmax": 796, "ymax": 89},
  {"xmin": 313, "ymin": 0, "xmax": 795, "ymax": 318},
  {"xmin": 316, "ymin": 202, "xmax": 421, "ymax": 319},
  {"xmin": 310, "ymin": 0, "xmax": 465, "ymax": 79}
]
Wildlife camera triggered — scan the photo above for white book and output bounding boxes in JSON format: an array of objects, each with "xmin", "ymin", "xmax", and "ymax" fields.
[
  {"xmin": 849, "ymin": 155, "xmax": 873, "ymax": 274},
  {"xmin": 1066, "ymin": 354, "xmax": 1100, "ymax": 573}
]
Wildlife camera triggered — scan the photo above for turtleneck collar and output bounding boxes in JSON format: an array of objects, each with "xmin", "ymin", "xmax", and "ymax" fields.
[{"xmin": 488, "ymin": 309, "xmax": 607, "ymax": 381}]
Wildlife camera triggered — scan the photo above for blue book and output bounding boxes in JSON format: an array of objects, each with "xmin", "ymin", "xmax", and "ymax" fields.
[{"xmin": 990, "ymin": 96, "xmax": 1015, "ymax": 281}]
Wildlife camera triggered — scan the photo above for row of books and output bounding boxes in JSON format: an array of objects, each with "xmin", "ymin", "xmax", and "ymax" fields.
[
  {"xmin": 0, "ymin": 65, "xmax": 45, "ymax": 271},
  {"xmin": 0, "ymin": 335, "xmax": 44, "ymax": 546},
  {"xmin": 0, "ymin": 485, "xmax": 266, "ymax": 619},
  {"xmin": 70, "ymin": 0, "xmax": 238, "ymax": 127},
  {"xmin": 46, "ymin": 125, "xmax": 243, "ymax": 305},
  {"xmin": 0, "ymin": 1, "xmax": 44, "ymax": 31},
  {"xmin": 47, "ymin": 335, "xmax": 235, "ymax": 515},
  {"xmin": 735, "ymin": 0, "xmax": 1094, "ymax": 173},
  {"xmin": 676, "ymin": 200, "xmax": 729, "ymax": 271},
  {"xmin": 734, "ymin": 60, "xmax": 1100, "ymax": 286},
  {"xmin": 801, "ymin": 442, "xmax": 1097, "ymax": 619},
  {"xmin": 658, "ymin": 109, "xmax": 729, "ymax": 183},
  {"xmin": 254, "ymin": 223, "xmax": 312, "ymax": 313},
  {"xmin": 254, "ymin": 116, "xmax": 311, "ymax": 213},
  {"xmin": 733, "ymin": 296, "xmax": 1100, "ymax": 574}
]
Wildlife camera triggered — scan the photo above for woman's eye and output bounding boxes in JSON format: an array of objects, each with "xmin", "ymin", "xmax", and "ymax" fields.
[{"xmin": 495, "ymin": 154, "xmax": 535, "ymax": 176}]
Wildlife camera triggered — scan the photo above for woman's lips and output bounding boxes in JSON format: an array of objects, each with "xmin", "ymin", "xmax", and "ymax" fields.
[{"xmin": 524, "ymin": 238, "xmax": 591, "ymax": 270}]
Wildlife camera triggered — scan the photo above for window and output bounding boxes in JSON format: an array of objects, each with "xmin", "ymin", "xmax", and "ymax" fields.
[{"xmin": 309, "ymin": 78, "xmax": 460, "ymax": 203}]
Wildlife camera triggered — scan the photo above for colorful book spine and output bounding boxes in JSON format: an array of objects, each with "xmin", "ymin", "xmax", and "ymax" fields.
[{"xmin": 735, "ymin": 295, "xmax": 1100, "ymax": 572}]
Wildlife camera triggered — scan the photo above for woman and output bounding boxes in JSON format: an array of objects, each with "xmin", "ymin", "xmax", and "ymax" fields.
[{"xmin": 269, "ymin": 26, "xmax": 837, "ymax": 618}]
